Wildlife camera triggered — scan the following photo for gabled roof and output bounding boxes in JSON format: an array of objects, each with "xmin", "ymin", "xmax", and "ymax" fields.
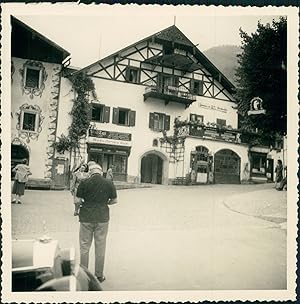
[
  {"xmin": 78, "ymin": 25, "xmax": 235, "ymax": 94},
  {"xmin": 11, "ymin": 16, "xmax": 70, "ymax": 64},
  {"xmin": 155, "ymin": 25, "xmax": 194, "ymax": 47}
]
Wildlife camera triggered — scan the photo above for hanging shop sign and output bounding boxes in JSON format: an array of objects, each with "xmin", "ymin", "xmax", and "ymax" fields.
[
  {"xmin": 88, "ymin": 129, "xmax": 132, "ymax": 147},
  {"xmin": 248, "ymin": 97, "xmax": 266, "ymax": 115},
  {"xmin": 198, "ymin": 102, "xmax": 227, "ymax": 113}
]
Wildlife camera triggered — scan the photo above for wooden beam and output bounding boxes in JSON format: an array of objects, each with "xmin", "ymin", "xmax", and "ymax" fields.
[{"xmin": 98, "ymin": 62, "xmax": 113, "ymax": 79}]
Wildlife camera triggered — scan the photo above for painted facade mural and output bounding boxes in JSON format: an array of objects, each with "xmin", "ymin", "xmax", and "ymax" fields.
[{"xmin": 11, "ymin": 17, "xmax": 70, "ymax": 188}]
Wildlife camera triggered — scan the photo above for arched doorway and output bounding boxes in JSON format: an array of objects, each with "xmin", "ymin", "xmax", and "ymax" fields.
[
  {"xmin": 11, "ymin": 144, "xmax": 30, "ymax": 178},
  {"xmin": 141, "ymin": 153, "xmax": 164, "ymax": 184},
  {"xmin": 214, "ymin": 149, "xmax": 241, "ymax": 184}
]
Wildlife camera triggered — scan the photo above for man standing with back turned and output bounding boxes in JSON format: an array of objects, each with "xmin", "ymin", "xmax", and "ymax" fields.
[{"xmin": 75, "ymin": 162, "xmax": 118, "ymax": 283}]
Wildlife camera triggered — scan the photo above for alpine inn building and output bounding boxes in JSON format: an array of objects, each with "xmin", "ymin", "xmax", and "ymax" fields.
[
  {"xmin": 57, "ymin": 25, "xmax": 276, "ymax": 186},
  {"xmin": 11, "ymin": 18, "xmax": 278, "ymax": 188}
]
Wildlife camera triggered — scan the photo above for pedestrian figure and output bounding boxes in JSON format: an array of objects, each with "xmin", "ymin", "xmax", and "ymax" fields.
[
  {"xmin": 70, "ymin": 162, "xmax": 89, "ymax": 216},
  {"xmin": 106, "ymin": 165, "xmax": 114, "ymax": 181},
  {"xmin": 75, "ymin": 162, "xmax": 118, "ymax": 283},
  {"xmin": 190, "ymin": 169, "xmax": 196, "ymax": 185},
  {"xmin": 12, "ymin": 159, "xmax": 32, "ymax": 204},
  {"xmin": 277, "ymin": 166, "xmax": 287, "ymax": 191},
  {"xmin": 275, "ymin": 159, "xmax": 283, "ymax": 188}
]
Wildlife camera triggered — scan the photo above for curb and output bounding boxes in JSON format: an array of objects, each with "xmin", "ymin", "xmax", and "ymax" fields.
[{"xmin": 223, "ymin": 195, "xmax": 287, "ymax": 227}]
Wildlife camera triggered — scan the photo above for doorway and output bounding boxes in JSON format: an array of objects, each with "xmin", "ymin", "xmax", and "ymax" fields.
[
  {"xmin": 141, "ymin": 154, "xmax": 163, "ymax": 184},
  {"xmin": 214, "ymin": 149, "xmax": 241, "ymax": 184},
  {"xmin": 11, "ymin": 144, "xmax": 29, "ymax": 179}
]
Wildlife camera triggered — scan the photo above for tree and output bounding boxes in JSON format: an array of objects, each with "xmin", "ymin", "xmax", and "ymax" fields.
[{"xmin": 235, "ymin": 17, "xmax": 287, "ymax": 140}]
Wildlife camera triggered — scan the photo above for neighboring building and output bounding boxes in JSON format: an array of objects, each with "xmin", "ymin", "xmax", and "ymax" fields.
[
  {"xmin": 11, "ymin": 16, "xmax": 70, "ymax": 188},
  {"xmin": 58, "ymin": 25, "xmax": 269, "ymax": 185}
]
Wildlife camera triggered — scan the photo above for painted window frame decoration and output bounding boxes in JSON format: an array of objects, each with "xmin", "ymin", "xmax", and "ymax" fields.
[
  {"xmin": 16, "ymin": 104, "xmax": 44, "ymax": 143},
  {"xmin": 20, "ymin": 60, "xmax": 48, "ymax": 99}
]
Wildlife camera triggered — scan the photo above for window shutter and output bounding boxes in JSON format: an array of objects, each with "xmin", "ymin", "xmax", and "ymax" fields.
[
  {"xmin": 129, "ymin": 110, "xmax": 136, "ymax": 126},
  {"xmin": 190, "ymin": 80, "xmax": 194, "ymax": 93},
  {"xmin": 149, "ymin": 112, "xmax": 154, "ymax": 129},
  {"xmin": 125, "ymin": 67, "xmax": 130, "ymax": 82},
  {"xmin": 198, "ymin": 81, "xmax": 203, "ymax": 96},
  {"xmin": 165, "ymin": 115, "xmax": 170, "ymax": 131},
  {"xmin": 112, "ymin": 108, "xmax": 119, "ymax": 124},
  {"xmin": 103, "ymin": 106, "xmax": 110, "ymax": 123}
]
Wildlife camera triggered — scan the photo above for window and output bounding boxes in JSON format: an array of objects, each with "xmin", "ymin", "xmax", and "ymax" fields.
[
  {"xmin": 126, "ymin": 67, "xmax": 140, "ymax": 83},
  {"xmin": 251, "ymin": 152, "xmax": 267, "ymax": 176},
  {"xmin": 190, "ymin": 113, "xmax": 204, "ymax": 123},
  {"xmin": 149, "ymin": 112, "xmax": 170, "ymax": 131},
  {"xmin": 152, "ymin": 139, "xmax": 158, "ymax": 147},
  {"xmin": 112, "ymin": 107, "xmax": 136, "ymax": 126},
  {"xmin": 21, "ymin": 111, "xmax": 40, "ymax": 132},
  {"xmin": 190, "ymin": 80, "xmax": 203, "ymax": 96},
  {"xmin": 22, "ymin": 112, "xmax": 37, "ymax": 131},
  {"xmin": 114, "ymin": 155, "xmax": 127, "ymax": 174},
  {"xmin": 17, "ymin": 104, "xmax": 43, "ymax": 140},
  {"xmin": 216, "ymin": 118, "xmax": 226, "ymax": 127},
  {"xmin": 91, "ymin": 103, "xmax": 110, "ymax": 123},
  {"xmin": 25, "ymin": 67, "xmax": 41, "ymax": 89},
  {"xmin": 158, "ymin": 74, "xmax": 179, "ymax": 91}
]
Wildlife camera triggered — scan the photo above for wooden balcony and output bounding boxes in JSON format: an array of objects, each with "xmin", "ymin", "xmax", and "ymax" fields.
[{"xmin": 144, "ymin": 85, "xmax": 196, "ymax": 108}]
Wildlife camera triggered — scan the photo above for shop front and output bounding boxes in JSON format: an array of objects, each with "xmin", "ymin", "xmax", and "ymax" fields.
[
  {"xmin": 249, "ymin": 151, "xmax": 268, "ymax": 182},
  {"xmin": 87, "ymin": 129, "xmax": 132, "ymax": 181},
  {"xmin": 249, "ymin": 146, "xmax": 270, "ymax": 182}
]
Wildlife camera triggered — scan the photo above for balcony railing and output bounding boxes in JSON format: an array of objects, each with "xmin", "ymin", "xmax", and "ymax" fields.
[
  {"xmin": 144, "ymin": 85, "xmax": 196, "ymax": 108},
  {"xmin": 188, "ymin": 125, "xmax": 241, "ymax": 143},
  {"xmin": 187, "ymin": 124, "xmax": 274, "ymax": 146}
]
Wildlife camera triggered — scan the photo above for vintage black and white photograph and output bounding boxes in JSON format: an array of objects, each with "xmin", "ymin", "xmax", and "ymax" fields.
[{"xmin": 1, "ymin": 3, "xmax": 298, "ymax": 303}]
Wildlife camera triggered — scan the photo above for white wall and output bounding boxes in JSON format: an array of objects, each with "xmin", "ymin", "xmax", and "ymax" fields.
[
  {"xmin": 87, "ymin": 77, "xmax": 241, "ymax": 181},
  {"xmin": 187, "ymin": 96, "xmax": 238, "ymax": 128},
  {"xmin": 11, "ymin": 57, "xmax": 62, "ymax": 180}
]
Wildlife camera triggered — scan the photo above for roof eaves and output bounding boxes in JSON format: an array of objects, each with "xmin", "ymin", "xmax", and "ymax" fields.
[
  {"xmin": 75, "ymin": 24, "xmax": 236, "ymax": 94},
  {"xmin": 12, "ymin": 16, "xmax": 70, "ymax": 60},
  {"xmin": 75, "ymin": 24, "xmax": 177, "ymax": 75}
]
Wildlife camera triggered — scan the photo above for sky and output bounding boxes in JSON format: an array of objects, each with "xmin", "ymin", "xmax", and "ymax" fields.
[{"xmin": 10, "ymin": 4, "xmax": 283, "ymax": 68}]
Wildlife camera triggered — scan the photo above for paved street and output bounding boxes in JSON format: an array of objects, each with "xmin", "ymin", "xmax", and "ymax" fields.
[{"xmin": 11, "ymin": 183, "xmax": 287, "ymax": 291}]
